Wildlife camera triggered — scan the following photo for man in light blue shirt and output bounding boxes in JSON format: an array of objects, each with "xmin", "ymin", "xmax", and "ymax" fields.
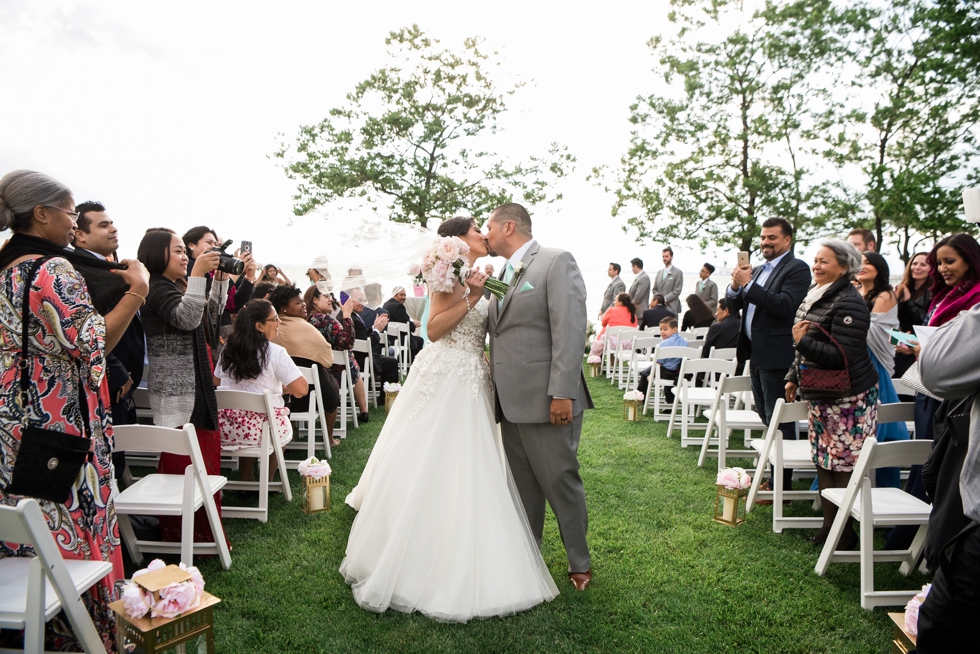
[{"xmin": 636, "ymin": 316, "xmax": 688, "ymax": 403}]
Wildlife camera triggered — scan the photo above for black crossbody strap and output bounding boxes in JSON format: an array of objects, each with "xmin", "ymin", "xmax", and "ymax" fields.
[{"xmin": 19, "ymin": 256, "xmax": 91, "ymax": 438}]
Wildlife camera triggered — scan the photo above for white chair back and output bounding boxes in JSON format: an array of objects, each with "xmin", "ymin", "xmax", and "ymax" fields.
[
  {"xmin": 334, "ymin": 349, "xmax": 357, "ymax": 431},
  {"xmin": 286, "ymin": 365, "xmax": 331, "ymax": 460},
  {"xmin": 354, "ymin": 338, "xmax": 378, "ymax": 408},
  {"xmin": 709, "ymin": 347, "xmax": 738, "ymax": 360}
]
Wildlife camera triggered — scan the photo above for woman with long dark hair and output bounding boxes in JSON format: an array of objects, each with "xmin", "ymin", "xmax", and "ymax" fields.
[
  {"xmin": 590, "ymin": 292, "xmax": 637, "ymax": 356},
  {"xmin": 303, "ymin": 285, "xmax": 369, "ymax": 418},
  {"xmin": 894, "ymin": 252, "xmax": 932, "ymax": 377},
  {"xmin": 681, "ymin": 293, "xmax": 715, "ymax": 331},
  {"xmin": 214, "ymin": 300, "xmax": 308, "ymax": 482}
]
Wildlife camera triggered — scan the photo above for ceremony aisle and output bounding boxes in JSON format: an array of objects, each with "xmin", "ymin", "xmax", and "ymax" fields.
[{"xmin": 169, "ymin": 369, "xmax": 924, "ymax": 653}]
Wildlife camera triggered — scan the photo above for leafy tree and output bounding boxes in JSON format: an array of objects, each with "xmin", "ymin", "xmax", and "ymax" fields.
[
  {"xmin": 275, "ymin": 25, "xmax": 574, "ymax": 227},
  {"xmin": 603, "ymin": 0, "xmax": 852, "ymax": 253}
]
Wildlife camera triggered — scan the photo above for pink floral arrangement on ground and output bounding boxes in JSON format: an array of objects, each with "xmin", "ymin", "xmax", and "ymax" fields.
[
  {"xmin": 383, "ymin": 382, "xmax": 402, "ymax": 393},
  {"xmin": 121, "ymin": 559, "xmax": 205, "ymax": 619},
  {"xmin": 716, "ymin": 467, "xmax": 752, "ymax": 490},
  {"xmin": 587, "ymin": 355, "xmax": 602, "ymax": 364},
  {"xmin": 410, "ymin": 236, "xmax": 509, "ymax": 300},
  {"xmin": 904, "ymin": 584, "xmax": 931, "ymax": 635},
  {"xmin": 297, "ymin": 456, "xmax": 332, "ymax": 479},
  {"xmin": 623, "ymin": 390, "xmax": 644, "ymax": 402}
]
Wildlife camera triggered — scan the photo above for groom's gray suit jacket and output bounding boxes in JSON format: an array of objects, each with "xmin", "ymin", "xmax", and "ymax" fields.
[{"xmin": 488, "ymin": 242, "xmax": 594, "ymax": 423}]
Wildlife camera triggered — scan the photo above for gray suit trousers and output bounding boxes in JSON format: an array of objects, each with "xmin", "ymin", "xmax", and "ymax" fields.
[{"xmin": 500, "ymin": 414, "xmax": 590, "ymax": 573}]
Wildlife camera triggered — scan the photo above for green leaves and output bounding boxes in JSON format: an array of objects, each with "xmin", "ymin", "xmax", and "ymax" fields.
[{"xmin": 276, "ymin": 25, "xmax": 571, "ymax": 226}]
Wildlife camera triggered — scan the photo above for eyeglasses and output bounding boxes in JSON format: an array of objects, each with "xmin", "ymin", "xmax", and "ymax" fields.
[
  {"xmin": 43, "ymin": 206, "xmax": 80, "ymax": 220},
  {"xmin": 264, "ymin": 316, "xmax": 283, "ymax": 323}
]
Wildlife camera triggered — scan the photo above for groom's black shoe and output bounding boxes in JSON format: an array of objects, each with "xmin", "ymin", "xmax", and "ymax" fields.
[{"xmin": 569, "ymin": 569, "xmax": 592, "ymax": 591}]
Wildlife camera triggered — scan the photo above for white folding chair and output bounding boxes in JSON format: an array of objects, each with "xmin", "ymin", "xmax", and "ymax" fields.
[
  {"xmin": 708, "ymin": 347, "xmax": 738, "ymax": 361},
  {"xmin": 643, "ymin": 346, "xmax": 702, "ymax": 420},
  {"xmin": 689, "ymin": 326, "xmax": 710, "ymax": 338},
  {"xmin": 698, "ymin": 375, "xmax": 767, "ymax": 469},
  {"xmin": 131, "ymin": 386, "xmax": 154, "ymax": 424},
  {"xmin": 0, "ymin": 499, "xmax": 112, "ymax": 654},
  {"xmin": 113, "ymin": 424, "xmax": 232, "ymax": 569},
  {"xmin": 217, "ymin": 389, "xmax": 293, "ymax": 522},
  {"xmin": 334, "ymin": 350, "xmax": 358, "ymax": 433},
  {"xmin": 353, "ymin": 339, "xmax": 378, "ymax": 408},
  {"xmin": 284, "ymin": 365, "xmax": 332, "ymax": 462},
  {"xmin": 602, "ymin": 326, "xmax": 629, "ymax": 379},
  {"xmin": 612, "ymin": 328, "xmax": 642, "ymax": 388},
  {"xmin": 745, "ymin": 399, "xmax": 821, "ymax": 532},
  {"xmin": 624, "ymin": 335, "xmax": 660, "ymax": 391},
  {"xmin": 666, "ymin": 358, "xmax": 736, "ymax": 446},
  {"xmin": 814, "ymin": 431, "xmax": 934, "ymax": 609},
  {"xmin": 387, "ymin": 321, "xmax": 412, "ymax": 377}
]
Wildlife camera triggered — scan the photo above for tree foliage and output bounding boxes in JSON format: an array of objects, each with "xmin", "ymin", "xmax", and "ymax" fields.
[{"xmin": 275, "ymin": 25, "xmax": 574, "ymax": 227}]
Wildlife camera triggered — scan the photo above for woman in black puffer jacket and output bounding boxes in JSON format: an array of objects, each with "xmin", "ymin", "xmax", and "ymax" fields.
[{"xmin": 785, "ymin": 238, "xmax": 878, "ymax": 548}]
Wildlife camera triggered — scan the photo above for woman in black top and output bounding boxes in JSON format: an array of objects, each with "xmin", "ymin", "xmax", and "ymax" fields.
[
  {"xmin": 894, "ymin": 252, "xmax": 932, "ymax": 378},
  {"xmin": 680, "ymin": 294, "xmax": 714, "ymax": 331}
]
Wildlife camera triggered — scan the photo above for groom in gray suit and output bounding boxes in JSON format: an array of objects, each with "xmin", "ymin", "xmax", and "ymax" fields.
[{"xmin": 485, "ymin": 203, "xmax": 595, "ymax": 591}]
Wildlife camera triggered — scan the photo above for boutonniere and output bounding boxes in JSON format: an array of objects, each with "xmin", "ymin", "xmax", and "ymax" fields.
[{"xmin": 513, "ymin": 262, "xmax": 527, "ymax": 282}]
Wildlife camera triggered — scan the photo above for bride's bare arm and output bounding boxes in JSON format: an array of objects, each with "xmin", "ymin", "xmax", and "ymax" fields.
[{"xmin": 426, "ymin": 271, "xmax": 488, "ymax": 342}]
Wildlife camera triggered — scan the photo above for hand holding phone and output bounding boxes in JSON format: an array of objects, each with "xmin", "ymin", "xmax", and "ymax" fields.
[
  {"xmin": 737, "ymin": 251, "xmax": 750, "ymax": 268},
  {"xmin": 339, "ymin": 291, "xmax": 350, "ymax": 305},
  {"xmin": 240, "ymin": 240, "xmax": 252, "ymax": 255}
]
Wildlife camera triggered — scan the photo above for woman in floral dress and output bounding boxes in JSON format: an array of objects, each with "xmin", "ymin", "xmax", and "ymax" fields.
[
  {"xmin": 0, "ymin": 169, "xmax": 147, "ymax": 652},
  {"xmin": 303, "ymin": 285, "xmax": 370, "ymax": 417},
  {"xmin": 784, "ymin": 239, "xmax": 878, "ymax": 549}
]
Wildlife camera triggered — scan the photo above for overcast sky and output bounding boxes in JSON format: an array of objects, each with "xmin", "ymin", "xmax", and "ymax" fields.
[{"xmin": 0, "ymin": 0, "xmax": 913, "ymax": 314}]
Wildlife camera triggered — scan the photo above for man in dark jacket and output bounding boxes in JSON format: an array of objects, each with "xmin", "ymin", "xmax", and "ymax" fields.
[
  {"xmin": 727, "ymin": 218, "xmax": 811, "ymax": 491},
  {"xmin": 382, "ymin": 286, "xmax": 423, "ymax": 357},
  {"xmin": 637, "ymin": 294, "xmax": 676, "ymax": 331},
  {"xmin": 350, "ymin": 294, "xmax": 400, "ymax": 389}
]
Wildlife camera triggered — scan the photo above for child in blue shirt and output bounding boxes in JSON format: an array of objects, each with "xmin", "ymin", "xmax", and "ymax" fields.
[{"xmin": 637, "ymin": 317, "xmax": 689, "ymax": 403}]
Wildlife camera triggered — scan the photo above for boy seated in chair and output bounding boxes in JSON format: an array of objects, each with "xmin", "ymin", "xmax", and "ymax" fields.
[{"xmin": 636, "ymin": 317, "xmax": 688, "ymax": 404}]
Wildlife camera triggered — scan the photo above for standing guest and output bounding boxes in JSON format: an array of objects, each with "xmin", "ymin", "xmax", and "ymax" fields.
[
  {"xmin": 652, "ymin": 247, "xmax": 684, "ymax": 315},
  {"xmin": 304, "ymin": 285, "xmax": 370, "ymax": 422},
  {"xmin": 590, "ymin": 292, "xmax": 637, "ymax": 358},
  {"xmin": 856, "ymin": 251, "xmax": 908, "ymax": 488},
  {"xmin": 213, "ymin": 300, "xmax": 308, "ymax": 483},
  {"xmin": 182, "ymin": 226, "xmax": 256, "ymax": 333},
  {"xmin": 628, "ymin": 257, "xmax": 651, "ymax": 311},
  {"xmin": 916, "ymin": 301, "xmax": 980, "ymax": 653},
  {"xmin": 680, "ymin": 294, "xmax": 714, "ymax": 332},
  {"xmin": 637, "ymin": 293, "xmax": 675, "ymax": 331},
  {"xmin": 73, "ymin": 201, "xmax": 146, "ymax": 477},
  {"xmin": 784, "ymin": 239, "xmax": 878, "ymax": 548},
  {"xmin": 383, "ymin": 286, "xmax": 424, "ymax": 358},
  {"xmin": 728, "ymin": 217, "xmax": 811, "ymax": 493},
  {"xmin": 0, "ymin": 170, "xmax": 148, "ymax": 652},
  {"xmin": 894, "ymin": 252, "xmax": 932, "ymax": 378},
  {"xmin": 846, "ymin": 227, "xmax": 876, "ymax": 253},
  {"xmin": 599, "ymin": 262, "xmax": 626, "ymax": 318},
  {"xmin": 269, "ymin": 285, "xmax": 342, "ymax": 445},
  {"xmin": 258, "ymin": 263, "xmax": 290, "ymax": 286},
  {"xmin": 696, "ymin": 263, "xmax": 719, "ymax": 311},
  {"xmin": 138, "ymin": 228, "xmax": 229, "ymax": 546},
  {"xmin": 636, "ymin": 317, "xmax": 688, "ymax": 402}
]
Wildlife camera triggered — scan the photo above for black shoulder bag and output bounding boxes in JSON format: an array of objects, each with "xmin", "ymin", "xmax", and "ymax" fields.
[{"xmin": 5, "ymin": 256, "xmax": 94, "ymax": 503}]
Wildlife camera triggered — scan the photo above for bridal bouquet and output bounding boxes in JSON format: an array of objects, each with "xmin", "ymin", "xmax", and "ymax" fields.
[
  {"xmin": 121, "ymin": 559, "xmax": 205, "ymax": 619},
  {"xmin": 716, "ymin": 467, "xmax": 752, "ymax": 490},
  {"xmin": 410, "ymin": 236, "xmax": 509, "ymax": 300}
]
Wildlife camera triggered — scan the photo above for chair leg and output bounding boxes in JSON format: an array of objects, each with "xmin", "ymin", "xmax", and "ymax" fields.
[
  {"xmin": 273, "ymin": 433, "xmax": 292, "ymax": 503},
  {"xmin": 181, "ymin": 467, "xmax": 196, "ymax": 566},
  {"xmin": 258, "ymin": 430, "xmax": 270, "ymax": 523},
  {"xmin": 25, "ymin": 558, "xmax": 44, "ymax": 654},
  {"xmin": 117, "ymin": 512, "xmax": 143, "ymax": 564}
]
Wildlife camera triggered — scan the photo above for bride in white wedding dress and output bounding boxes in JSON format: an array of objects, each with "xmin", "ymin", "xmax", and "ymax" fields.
[{"xmin": 340, "ymin": 217, "xmax": 559, "ymax": 622}]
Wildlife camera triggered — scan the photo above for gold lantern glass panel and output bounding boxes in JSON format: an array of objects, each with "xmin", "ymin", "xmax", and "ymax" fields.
[
  {"xmin": 714, "ymin": 485, "xmax": 749, "ymax": 526},
  {"xmin": 623, "ymin": 400, "xmax": 641, "ymax": 422},
  {"xmin": 302, "ymin": 475, "xmax": 331, "ymax": 513},
  {"xmin": 385, "ymin": 391, "xmax": 399, "ymax": 414}
]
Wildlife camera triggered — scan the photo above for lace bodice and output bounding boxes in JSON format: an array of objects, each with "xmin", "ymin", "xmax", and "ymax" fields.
[{"xmin": 404, "ymin": 297, "xmax": 491, "ymax": 421}]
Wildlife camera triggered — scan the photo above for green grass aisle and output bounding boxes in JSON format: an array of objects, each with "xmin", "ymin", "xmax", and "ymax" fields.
[{"xmin": 174, "ymin": 370, "xmax": 925, "ymax": 653}]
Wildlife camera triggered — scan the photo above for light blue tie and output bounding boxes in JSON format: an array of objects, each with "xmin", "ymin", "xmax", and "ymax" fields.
[{"xmin": 503, "ymin": 261, "xmax": 515, "ymax": 285}]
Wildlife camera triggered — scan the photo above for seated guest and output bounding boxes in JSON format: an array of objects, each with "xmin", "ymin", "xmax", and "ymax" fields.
[
  {"xmin": 304, "ymin": 285, "xmax": 370, "ymax": 419},
  {"xmin": 351, "ymin": 287, "xmax": 389, "ymax": 339},
  {"xmin": 383, "ymin": 285, "xmax": 424, "ymax": 357},
  {"xmin": 269, "ymin": 285, "xmax": 342, "ymax": 446},
  {"xmin": 636, "ymin": 317, "xmax": 688, "ymax": 402},
  {"xmin": 893, "ymin": 251, "xmax": 932, "ymax": 378},
  {"xmin": 351, "ymin": 290, "xmax": 400, "ymax": 398},
  {"xmin": 638, "ymin": 293, "xmax": 676, "ymax": 330},
  {"xmin": 590, "ymin": 292, "xmax": 637, "ymax": 357},
  {"xmin": 681, "ymin": 294, "xmax": 715, "ymax": 331},
  {"xmin": 701, "ymin": 298, "xmax": 740, "ymax": 357},
  {"xmin": 214, "ymin": 300, "xmax": 308, "ymax": 482},
  {"xmin": 252, "ymin": 281, "xmax": 276, "ymax": 301}
]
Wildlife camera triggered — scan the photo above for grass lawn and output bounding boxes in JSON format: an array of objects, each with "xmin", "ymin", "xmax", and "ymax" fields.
[{"xmin": 152, "ymin": 370, "xmax": 927, "ymax": 653}]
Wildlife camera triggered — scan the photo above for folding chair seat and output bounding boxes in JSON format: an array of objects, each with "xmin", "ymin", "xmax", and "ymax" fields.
[
  {"xmin": 113, "ymin": 424, "xmax": 231, "ymax": 569},
  {"xmin": 814, "ymin": 429, "xmax": 934, "ymax": 609},
  {"xmin": 284, "ymin": 364, "xmax": 332, "ymax": 463},
  {"xmin": 698, "ymin": 375, "xmax": 767, "ymax": 469},
  {"xmin": 354, "ymin": 338, "xmax": 378, "ymax": 408},
  {"xmin": 217, "ymin": 389, "xmax": 293, "ymax": 522},
  {"xmin": 745, "ymin": 399, "xmax": 820, "ymax": 532},
  {"xmin": 644, "ymin": 346, "xmax": 702, "ymax": 421},
  {"xmin": 666, "ymin": 358, "xmax": 736, "ymax": 446}
]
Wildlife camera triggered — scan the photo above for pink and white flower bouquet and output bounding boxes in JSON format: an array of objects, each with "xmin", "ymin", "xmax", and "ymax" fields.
[
  {"xmin": 411, "ymin": 236, "xmax": 509, "ymax": 300},
  {"xmin": 383, "ymin": 382, "xmax": 402, "ymax": 393},
  {"xmin": 716, "ymin": 467, "xmax": 752, "ymax": 490},
  {"xmin": 297, "ymin": 456, "xmax": 332, "ymax": 480},
  {"xmin": 904, "ymin": 584, "xmax": 931, "ymax": 635},
  {"xmin": 586, "ymin": 355, "xmax": 602, "ymax": 365},
  {"xmin": 121, "ymin": 559, "xmax": 205, "ymax": 620},
  {"xmin": 623, "ymin": 390, "xmax": 645, "ymax": 402}
]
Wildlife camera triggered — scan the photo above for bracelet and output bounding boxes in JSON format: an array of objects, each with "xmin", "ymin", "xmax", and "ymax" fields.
[{"xmin": 125, "ymin": 291, "xmax": 146, "ymax": 306}]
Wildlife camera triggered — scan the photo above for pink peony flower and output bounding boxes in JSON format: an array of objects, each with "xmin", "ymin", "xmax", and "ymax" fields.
[
  {"xmin": 438, "ymin": 238, "xmax": 461, "ymax": 261},
  {"xmin": 122, "ymin": 583, "xmax": 151, "ymax": 619},
  {"xmin": 152, "ymin": 581, "xmax": 200, "ymax": 619},
  {"xmin": 717, "ymin": 467, "xmax": 751, "ymax": 489},
  {"xmin": 179, "ymin": 562, "xmax": 206, "ymax": 595},
  {"xmin": 408, "ymin": 263, "xmax": 422, "ymax": 277},
  {"xmin": 297, "ymin": 456, "xmax": 332, "ymax": 479},
  {"xmin": 905, "ymin": 584, "xmax": 931, "ymax": 635}
]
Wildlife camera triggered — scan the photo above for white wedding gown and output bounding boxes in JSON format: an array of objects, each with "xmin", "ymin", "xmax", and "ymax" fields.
[{"xmin": 340, "ymin": 297, "xmax": 559, "ymax": 622}]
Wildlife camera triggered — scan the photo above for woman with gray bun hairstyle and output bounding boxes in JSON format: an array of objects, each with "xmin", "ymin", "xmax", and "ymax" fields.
[
  {"xmin": 0, "ymin": 170, "xmax": 148, "ymax": 652},
  {"xmin": 784, "ymin": 238, "xmax": 878, "ymax": 550}
]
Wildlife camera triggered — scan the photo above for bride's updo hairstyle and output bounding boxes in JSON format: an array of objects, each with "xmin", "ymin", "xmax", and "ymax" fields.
[{"xmin": 437, "ymin": 216, "xmax": 477, "ymax": 238}]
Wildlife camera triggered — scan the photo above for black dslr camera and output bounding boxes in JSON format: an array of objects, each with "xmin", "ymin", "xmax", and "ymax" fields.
[{"xmin": 210, "ymin": 239, "xmax": 245, "ymax": 276}]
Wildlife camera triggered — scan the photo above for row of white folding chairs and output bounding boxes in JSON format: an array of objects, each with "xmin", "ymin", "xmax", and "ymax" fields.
[{"xmin": 387, "ymin": 321, "xmax": 413, "ymax": 378}]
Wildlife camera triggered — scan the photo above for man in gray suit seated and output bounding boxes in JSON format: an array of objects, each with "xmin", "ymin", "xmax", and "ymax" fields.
[
  {"xmin": 652, "ymin": 247, "xmax": 684, "ymax": 315},
  {"xmin": 599, "ymin": 262, "xmax": 626, "ymax": 318},
  {"xmin": 696, "ymin": 263, "xmax": 719, "ymax": 311},
  {"xmin": 628, "ymin": 257, "xmax": 651, "ymax": 311}
]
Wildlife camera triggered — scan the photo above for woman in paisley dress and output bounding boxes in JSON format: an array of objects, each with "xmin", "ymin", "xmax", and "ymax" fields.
[
  {"xmin": 340, "ymin": 217, "xmax": 558, "ymax": 623},
  {"xmin": 0, "ymin": 170, "xmax": 148, "ymax": 652}
]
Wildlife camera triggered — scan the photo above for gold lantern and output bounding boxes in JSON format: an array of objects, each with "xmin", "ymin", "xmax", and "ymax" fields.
[
  {"xmin": 623, "ymin": 400, "xmax": 641, "ymax": 422},
  {"xmin": 110, "ymin": 565, "xmax": 220, "ymax": 654},
  {"xmin": 588, "ymin": 363, "xmax": 601, "ymax": 378},
  {"xmin": 384, "ymin": 391, "xmax": 399, "ymax": 413},
  {"xmin": 714, "ymin": 485, "xmax": 749, "ymax": 527},
  {"xmin": 302, "ymin": 474, "xmax": 331, "ymax": 513}
]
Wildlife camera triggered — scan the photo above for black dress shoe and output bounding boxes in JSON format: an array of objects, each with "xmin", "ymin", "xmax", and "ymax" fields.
[{"xmin": 359, "ymin": 412, "xmax": 370, "ymax": 423}]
